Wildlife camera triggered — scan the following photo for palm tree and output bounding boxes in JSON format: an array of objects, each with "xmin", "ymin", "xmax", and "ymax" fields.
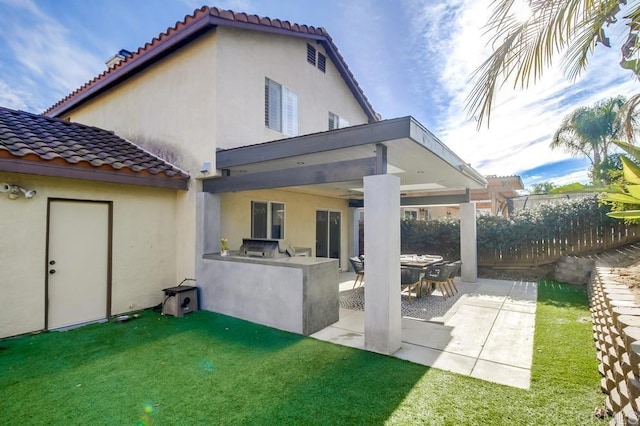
[
  {"xmin": 550, "ymin": 96, "xmax": 625, "ymax": 184},
  {"xmin": 467, "ymin": 0, "xmax": 640, "ymax": 130}
]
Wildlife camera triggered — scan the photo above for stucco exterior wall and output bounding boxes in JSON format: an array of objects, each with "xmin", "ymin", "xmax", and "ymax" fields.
[
  {"xmin": 63, "ymin": 27, "xmax": 369, "ymax": 171},
  {"xmin": 219, "ymin": 189, "xmax": 349, "ymax": 269},
  {"xmin": 53, "ymin": 26, "xmax": 372, "ymax": 289},
  {"xmin": 62, "ymin": 31, "xmax": 218, "ymax": 174},
  {"xmin": 0, "ymin": 172, "xmax": 179, "ymax": 338},
  {"xmin": 399, "ymin": 205, "xmax": 456, "ymax": 220},
  {"xmin": 214, "ymin": 27, "xmax": 370, "ymax": 148}
]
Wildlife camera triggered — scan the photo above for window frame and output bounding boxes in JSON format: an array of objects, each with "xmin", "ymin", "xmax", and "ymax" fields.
[
  {"xmin": 328, "ymin": 112, "xmax": 349, "ymax": 130},
  {"xmin": 265, "ymin": 77, "xmax": 299, "ymax": 137},
  {"xmin": 403, "ymin": 208, "xmax": 418, "ymax": 220},
  {"xmin": 251, "ymin": 200, "xmax": 286, "ymax": 239}
]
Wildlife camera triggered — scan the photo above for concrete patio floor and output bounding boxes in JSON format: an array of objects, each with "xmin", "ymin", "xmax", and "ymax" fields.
[{"xmin": 311, "ymin": 273, "xmax": 537, "ymax": 389}]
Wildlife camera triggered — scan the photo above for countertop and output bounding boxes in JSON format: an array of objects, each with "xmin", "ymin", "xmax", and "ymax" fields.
[{"xmin": 202, "ymin": 253, "xmax": 338, "ymax": 269}]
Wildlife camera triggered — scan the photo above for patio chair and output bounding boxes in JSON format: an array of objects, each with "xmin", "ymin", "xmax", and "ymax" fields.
[
  {"xmin": 446, "ymin": 261, "xmax": 462, "ymax": 294},
  {"xmin": 348, "ymin": 256, "xmax": 365, "ymax": 289},
  {"xmin": 401, "ymin": 266, "xmax": 423, "ymax": 302},
  {"xmin": 421, "ymin": 263, "xmax": 457, "ymax": 299}
]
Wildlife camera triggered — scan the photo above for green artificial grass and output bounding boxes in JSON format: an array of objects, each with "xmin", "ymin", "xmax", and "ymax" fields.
[{"xmin": 0, "ymin": 280, "xmax": 605, "ymax": 425}]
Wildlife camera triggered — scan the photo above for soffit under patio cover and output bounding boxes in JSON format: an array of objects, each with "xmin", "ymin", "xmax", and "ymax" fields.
[{"xmin": 204, "ymin": 116, "xmax": 487, "ymax": 199}]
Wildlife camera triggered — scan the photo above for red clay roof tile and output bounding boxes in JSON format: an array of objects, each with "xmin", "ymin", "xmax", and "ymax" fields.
[
  {"xmin": 0, "ymin": 106, "xmax": 189, "ymax": 186},
  {"xmin": 44, "ymin": 6, "xmax": 376, "ymax": 121}
]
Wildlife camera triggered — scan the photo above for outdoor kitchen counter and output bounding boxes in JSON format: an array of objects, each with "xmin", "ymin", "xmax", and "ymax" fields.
[
  {"xmin": 201, "ymin": 253, "xmax": 329, "ymax": 267},
  {"xmin": 198, "ymin": 254, "xmax": 339, "ymax": 335}
]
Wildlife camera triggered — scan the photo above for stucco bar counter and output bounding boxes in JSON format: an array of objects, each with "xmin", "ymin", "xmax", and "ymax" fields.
[{"xmin": 199, "ymin": 254, "xmax": 339, "ymax": 335}]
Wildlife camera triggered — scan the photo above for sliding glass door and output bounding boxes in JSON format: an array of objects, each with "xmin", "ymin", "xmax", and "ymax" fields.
[{"xmin": 316, "ymin": 210, "xmax": 341, "ymax": 266}]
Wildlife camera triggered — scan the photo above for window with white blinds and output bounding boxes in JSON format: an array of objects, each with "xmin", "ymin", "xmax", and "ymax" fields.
[
  {"xmin": 265, "ymin": 78, "xmax": 299, "ymax": 137},
  {"xmin": 328, "ymin": 112, "xmax": 349, "ymax": 130}
]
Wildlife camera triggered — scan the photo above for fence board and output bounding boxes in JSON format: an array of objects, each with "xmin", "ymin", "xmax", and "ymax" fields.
[
  {"xmin": 364, "ymin": 216, "xmax": 640, "ymax": 267},
  {"xmin": 477, "ymin": 222, "xmax": 640, "ymax": 266}
]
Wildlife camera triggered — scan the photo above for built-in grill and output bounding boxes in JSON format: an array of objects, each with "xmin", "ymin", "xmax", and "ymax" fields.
[{"xmin": 239, "ymin": 238, "xmax": 296, "ymax": 258}]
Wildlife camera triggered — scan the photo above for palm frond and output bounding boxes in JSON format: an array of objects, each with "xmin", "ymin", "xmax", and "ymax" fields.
[
  {"xmin": 620, "ymin": 93, "xmax": 640, "ymax": 141},
  {"xmin": 468, "ymin": 0, "xmax": 635, "ymax": 128},
  {"xmin": 607, "ymin": 210, "xmax": 640, "ymax": 219},
  {"xmin": 622, "ymin": 155, "xmax": 640, "ymax": 183},
  {"xmin": 612, "ymin": 139, "xmax": 640, "ymax": 160},
  {"xmin": 627, "ymin": 184, "xmax": 640, "ymax": 198},
  {"xmin": 599, "ymin": 192, "xmax": 640, "ymax": 203},
  {"xmin": 563, "ymin": 0, "xmax": 624, "ymax": 80}
]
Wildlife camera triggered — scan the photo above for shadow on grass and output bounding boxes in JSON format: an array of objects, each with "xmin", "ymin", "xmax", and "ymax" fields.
[
  {"xmin": 0, "ymin": 311, "xmax": 304, "ymax": 382},
  {"xmin": 0, "ymin": 280, "xmax": 604, "ymax": 424},
  {"xmin": 0, "ymin": 310, "xmax": 426, "ymax": 424},
  {"xmin": 537, "ymin": 279, "xmax": 590, "ymax": 310}
]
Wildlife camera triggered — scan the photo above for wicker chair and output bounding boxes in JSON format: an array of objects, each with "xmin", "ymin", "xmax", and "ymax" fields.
[
  {"xmin": 348, "ymin": 257, "xmax": 365, "ymax": 289},
  {"xmin": 401, "ymin": 267, "xmax": 423, "ymax": 302},
  {"xmin": 422, "ymin": 263, "xmax": 458, "ymax": 299},
  {"xmin": 446, "ymin": 261, "xmax": 462, "ymax": 294}
]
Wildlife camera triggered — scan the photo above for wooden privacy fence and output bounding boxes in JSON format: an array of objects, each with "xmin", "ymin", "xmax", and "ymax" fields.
[
  {"xmin": 359, "ymin": 218, "xmax": 640, "ymax": 268},
  {"xmin": 477, "ymin": 220, "xmax": 640, "ymax": 267}
]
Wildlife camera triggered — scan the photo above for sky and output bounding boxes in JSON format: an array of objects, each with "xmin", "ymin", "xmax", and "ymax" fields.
[{"xmin": 0, "ymin": 0, "xmax": 638, "ymax": 189}]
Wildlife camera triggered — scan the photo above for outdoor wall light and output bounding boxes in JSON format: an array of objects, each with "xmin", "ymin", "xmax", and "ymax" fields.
[{"xmin": 0, "ymin": 183, "xmax": 37, "ymax": 200}]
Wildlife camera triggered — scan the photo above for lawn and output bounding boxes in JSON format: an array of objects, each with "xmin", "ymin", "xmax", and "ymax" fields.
[{"xmin": 0, "ymin": 280, "xmax": 605, "ymax": 425}]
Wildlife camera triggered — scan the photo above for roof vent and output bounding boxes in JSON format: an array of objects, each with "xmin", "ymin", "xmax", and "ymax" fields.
[{"xmin": 105, "ymin": 49, "xmax": 132, "ymax": 69}]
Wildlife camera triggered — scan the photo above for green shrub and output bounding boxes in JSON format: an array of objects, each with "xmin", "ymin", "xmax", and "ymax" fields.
[{"xmin": 401, "ymin": 195, "xmax": 620, "ymax": 260}]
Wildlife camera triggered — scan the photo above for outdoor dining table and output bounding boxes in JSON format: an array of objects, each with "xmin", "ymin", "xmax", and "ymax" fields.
[
  {"xmin": 400, "ymin": 255, "xmax": 444, "ymax": 298},
  {"xmin": 400, "ymin": 254, "xmax": 443, "ymax": 268}
]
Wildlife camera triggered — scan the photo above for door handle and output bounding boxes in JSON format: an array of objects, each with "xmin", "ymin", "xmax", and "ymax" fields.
[{"xmin": 49, "ymin": 269, "xmax": 56, "ymax": 274}]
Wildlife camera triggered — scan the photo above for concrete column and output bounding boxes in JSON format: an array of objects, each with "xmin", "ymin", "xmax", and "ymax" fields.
[
  {"xmin": 459, "ymin": 202, "xmax": 477, "ymax": 283},
  {"xmin": 364, "ymin": 174, "xmax": 401, "ymax": 355},
  {"xmin": 196, "ymin": 192, "xmax": 221, "ymax": 276}
]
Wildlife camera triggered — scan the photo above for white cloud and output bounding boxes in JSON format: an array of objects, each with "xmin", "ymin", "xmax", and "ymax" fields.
[
  {"xmin": 548, "ymin": 169, "xmax": 591, "ymax": 186},
  {"xmin": 331, "ymin": 1, "xmax": 396, "ymax": 117},
  {"xmin": 427, "ymin": 0, "xmax": 640, "ymax": 181},
  {"xmin": 0, "ymin": 0, "xmax": 105, "ymax": 112},
  {"xmin": 0, "ymin": 79, "xmax": 30, "ymax": 110}
]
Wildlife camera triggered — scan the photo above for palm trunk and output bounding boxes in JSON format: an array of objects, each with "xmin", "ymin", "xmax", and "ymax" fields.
[{"xmin": 593, "ymin": 147, "xmax": 601, "ymax": 185}]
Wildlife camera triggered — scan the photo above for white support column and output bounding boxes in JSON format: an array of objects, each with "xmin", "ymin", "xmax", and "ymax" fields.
[
  {"xmin": 459, "ymin": 202, "xmax": 477, "ymax": 283},
  {"xmin": 364, "ymin": 174, "xmax": 401, "ymax": 355},
  {"xmin": 196, "ymin": 192, "xmax": 221, "ymax": 276}
]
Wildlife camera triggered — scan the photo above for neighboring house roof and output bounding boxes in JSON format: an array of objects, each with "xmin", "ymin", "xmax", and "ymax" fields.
[
  {"xmin": 44, "ymin": 6, "xmax": 378, "ymax": 122},
  {"xmin": 0, "ymin": 107, "xmax": 189, "ymax": 190},
  {"xmin": 485, "ymin": 174, "xmax": 525, "ymax": 188}
]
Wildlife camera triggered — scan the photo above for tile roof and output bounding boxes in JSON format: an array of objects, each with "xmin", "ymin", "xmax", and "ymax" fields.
[
  {"xmin": 44, "ymin": 6, "xmax": 377, "ymax": 122},
  {"xmin": 0, "ymin": 106, "xmax": 189, "ymax": 190}
]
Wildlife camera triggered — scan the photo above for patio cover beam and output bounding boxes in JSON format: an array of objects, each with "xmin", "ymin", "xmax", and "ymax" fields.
[
  {"xmin": 202, "ymin": 157, "xmax": 377, "ymax": 193},
  {"xmin": 400, "ymin": 190, "xmax": 470, "ymax": 206},
  {"xmin": 348, "ymin": 190, "xmax": 471, "ymax": 208},
  {"xmin": 216, "ymin": 118, "xmax": 409, "ymax": 169}
]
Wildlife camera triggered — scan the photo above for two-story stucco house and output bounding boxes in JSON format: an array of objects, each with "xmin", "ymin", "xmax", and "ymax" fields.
[
  {"xmin": 45, "ymin": 7, "xmax": 379, "ymax": 279},
  {"xmin": 7, "ymin": 6, "xmax": 487, "ymax": 353}
]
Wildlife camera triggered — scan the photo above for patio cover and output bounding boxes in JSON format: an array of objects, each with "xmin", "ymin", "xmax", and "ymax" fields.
[
  {"xmin": 203, "ymin": 116, "xmax": 486, "ymax": 199},
  {"xmin": 199, "ymin": 116, "xmax": 486, "ymax": 355}
]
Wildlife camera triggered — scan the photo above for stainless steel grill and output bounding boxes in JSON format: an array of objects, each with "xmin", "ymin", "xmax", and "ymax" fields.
[{"xmin": 239, "ymin": 238, "xmax": 295, "ymax": 258}]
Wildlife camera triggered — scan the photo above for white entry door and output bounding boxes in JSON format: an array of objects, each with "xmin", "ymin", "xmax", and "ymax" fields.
[{"xmin": 47, "ymin": 200, "xmax": 110, "ymax": 330}]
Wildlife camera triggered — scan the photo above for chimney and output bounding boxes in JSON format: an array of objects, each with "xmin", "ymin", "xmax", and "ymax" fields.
[{"xmin": 105, "ymin": 49, "xmax": 132, "ymax": 69}]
